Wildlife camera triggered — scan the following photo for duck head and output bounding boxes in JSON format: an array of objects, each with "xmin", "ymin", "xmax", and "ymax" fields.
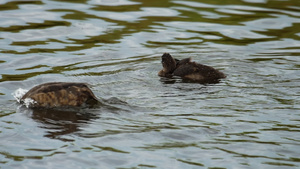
[{"xmin": 161, "ymin": 53, "xmax": 176, "ymax": 74}]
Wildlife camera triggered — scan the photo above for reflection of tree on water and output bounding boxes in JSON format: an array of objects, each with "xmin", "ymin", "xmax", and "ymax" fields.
[{"xmin": 18, "ymin": 97, "xmax": 131, "ymax": 142}]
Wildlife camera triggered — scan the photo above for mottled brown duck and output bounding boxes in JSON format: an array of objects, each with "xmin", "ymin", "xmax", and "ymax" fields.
[
  {"xmin": 20, "ymin": 82, "xmax": 99, "ymax": 108},
  {"xmin": 158, "ymin": 53, "xmax": 226, "ymax": 83}
]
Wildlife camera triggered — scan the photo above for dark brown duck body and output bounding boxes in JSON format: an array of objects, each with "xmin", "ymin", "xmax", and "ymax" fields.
[
  {"xmin": 158, "ymin": 53, "xmax": 226, "ymax": 83},
  {"xmin": 21, "ymin": 82, "xmax": 99, "ymax": 108}
]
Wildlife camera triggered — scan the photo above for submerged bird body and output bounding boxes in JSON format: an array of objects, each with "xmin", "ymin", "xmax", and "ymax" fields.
[
  {"xmin": 21, "ymin": 82, "xmax": 99, "ymax": 108},
  {"xmin": 158, "ymin": 53, "xmax": 226, "ymax": 83}
]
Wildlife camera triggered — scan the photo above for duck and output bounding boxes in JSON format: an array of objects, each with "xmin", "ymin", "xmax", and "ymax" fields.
[
  {"xmin": 158, "ymin": 53, "xmax": 226, "ymax": 83},
  {"xmin": 20, "ymin": 82, "xmax": 99, "ymax": 108}
]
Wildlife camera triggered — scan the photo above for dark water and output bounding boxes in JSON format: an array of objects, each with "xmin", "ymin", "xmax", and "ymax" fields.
[{"xmin": 1, "ymin": 0, "xmax": 300, "ymax": 168}]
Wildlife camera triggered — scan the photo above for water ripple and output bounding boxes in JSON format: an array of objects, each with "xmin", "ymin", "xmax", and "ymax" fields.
[{"xmin": 0, "ymin": 0, "xmax": 300, "ymax": 168}]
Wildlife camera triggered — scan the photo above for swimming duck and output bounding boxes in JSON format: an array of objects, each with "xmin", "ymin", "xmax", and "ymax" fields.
[
  {"xmin": 20, "ymin": 82, "xmax": 99, "ymax": 108},
  {"xmin": 158, "ymin": 53, "xmax": 226, "ymax": 83}
]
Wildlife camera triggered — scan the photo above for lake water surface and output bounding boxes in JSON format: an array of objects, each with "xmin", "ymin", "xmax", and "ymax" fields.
[{"xmin": 0, "ymin": 0, "xmax": 300, "ymax": 168}]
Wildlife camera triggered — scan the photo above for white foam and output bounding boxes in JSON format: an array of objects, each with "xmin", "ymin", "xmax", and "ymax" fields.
[
  {"xmin": 12, "ymin": 88, "xmax": 37, "ymax": 108},
  {"xmin": 12, "ymin": 88, "xmax": 28, "ymax": 103},
  {"xmin": 23, "ymin": 98, "xmax": 37, "ymax": 108}
]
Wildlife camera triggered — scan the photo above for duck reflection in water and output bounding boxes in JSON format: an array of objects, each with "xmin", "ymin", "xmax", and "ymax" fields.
[
  {"xmin": 19, "ymin": 100, "xmax": 129, "ymax": 141},
  {"xmin": 29, "ymin": 108, "xmax": 97, "ymax": 141},
  {"xmin": 158, "ymin": 53, "xmax": 226, "ymax": 84}
]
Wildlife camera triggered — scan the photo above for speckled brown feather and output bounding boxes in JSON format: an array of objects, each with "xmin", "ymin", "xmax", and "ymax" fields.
[
  {"xmin": 21, "ymin": 82, "xmax": 99, "ymax": 108},
  {"xmin": 174, "ymin": 61, "xmax": 226, "ymax": 80}
]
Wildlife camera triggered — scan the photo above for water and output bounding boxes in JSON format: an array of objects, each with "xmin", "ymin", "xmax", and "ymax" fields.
[{"xmin": 0, "ymin": 0, "xmax": 300, "ymax": 168}]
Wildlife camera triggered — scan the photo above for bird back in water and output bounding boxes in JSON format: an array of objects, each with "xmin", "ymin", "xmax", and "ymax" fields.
[{"xmin": 21, "ymin": 82, "xmax": 99, "ymax": 108}]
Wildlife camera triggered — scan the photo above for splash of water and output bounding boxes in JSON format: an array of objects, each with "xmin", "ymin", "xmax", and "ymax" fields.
[
  {"xmin": 22, "ymin": 98, "xmax": 37, "ymax": 108},
  {"xmin": 12, "ymin": 88, "xmax": 28, "ymax": 103},
  {"xmin": 12, "ymin": 88, "xmax": 36, "ymax": 108}
]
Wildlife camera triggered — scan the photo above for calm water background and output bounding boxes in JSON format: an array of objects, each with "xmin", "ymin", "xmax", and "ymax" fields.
[{"xmin": 0, "ymin": 0, "xmax": 300, "ymax": 168}]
